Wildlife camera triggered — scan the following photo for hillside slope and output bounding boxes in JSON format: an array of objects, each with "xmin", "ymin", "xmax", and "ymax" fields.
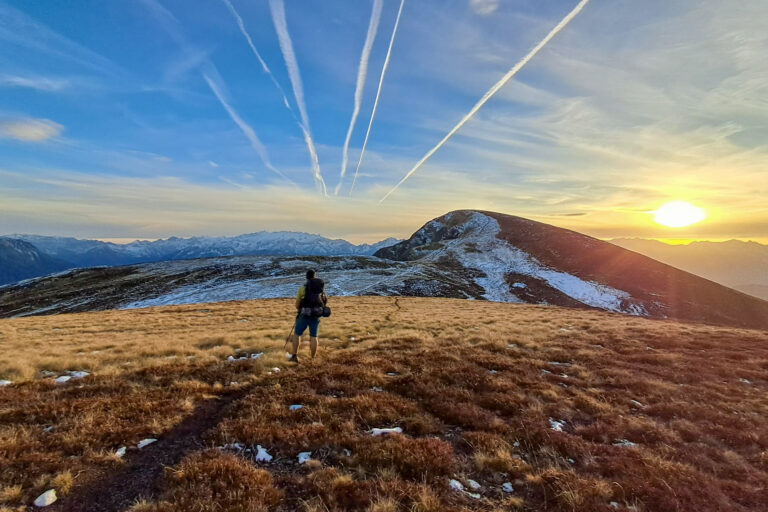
[
  {"xmin": 376, "ymin": 210, "xmax": 768, "ymax": 330},
  {"xmin": 611, "ymin": 238, "xmax": 768, "ymax": 299},
  {"xmin": 0, "ymin": 238, "xmax": 70, "ymax": 286},
  {"xmin": 1, "ymin": 298, "xmax": 767, "ymax": 511}
]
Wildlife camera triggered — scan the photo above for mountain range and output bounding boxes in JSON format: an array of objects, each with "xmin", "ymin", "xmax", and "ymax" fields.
[
  {"xmin": 0, "ymin": 232, "xmax": 400, "ymax": 286},
  {"xmin": 611, "ymin": 238, "xmax": 768, "ymax": 300},
  {"xmin": 2, "ymin": 210, "xmax": 767, "ymax": 330}
]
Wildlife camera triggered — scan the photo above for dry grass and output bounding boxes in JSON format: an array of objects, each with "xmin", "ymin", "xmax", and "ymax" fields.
[{"xmin": 1, "ymin": 297, "xmax": 768, "ymax": 510}]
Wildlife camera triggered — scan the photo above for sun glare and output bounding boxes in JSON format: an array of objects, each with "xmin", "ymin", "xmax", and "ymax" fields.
[{"xmin": 654, "ymin": 201, "xmax": 706, "ymax": 228}]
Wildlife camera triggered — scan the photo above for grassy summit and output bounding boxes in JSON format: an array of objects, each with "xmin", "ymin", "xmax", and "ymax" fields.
[{"xmin": 1, "ymin": 297, "xmax": 767, "ymax": 511}]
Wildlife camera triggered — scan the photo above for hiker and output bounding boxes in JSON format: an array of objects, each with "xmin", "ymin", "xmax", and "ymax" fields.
[{"xmin": 288, "ymin": 269, "xmax": 327, "ymax": 363}]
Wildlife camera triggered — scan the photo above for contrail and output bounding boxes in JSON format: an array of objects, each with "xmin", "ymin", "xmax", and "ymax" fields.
[
  {"xmin": 220, "ymin": 0, "xmax": 292, "ymax": 112},
  {"xmin": 349, "ymin": 0, "xmax": 406, "ymax": 196},
  {"xmin": 380, "ymin": 0, "xmax": 591, "ymax": 203},
  {"xmin": 202, "ymin": 72, "xmax": 293, "ymax": 183},
  {"xmin": 335, "ymin": 0, "xmax": 384, "ymax": 195},
  {"xmin": 269, "ymin": 0, "xmax": 327, "ymax": 195}
]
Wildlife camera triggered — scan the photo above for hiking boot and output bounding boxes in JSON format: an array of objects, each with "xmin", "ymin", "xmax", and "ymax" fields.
[{"xmin": 288, "ymin": 354, "xmax": 299, "ymax": 364}]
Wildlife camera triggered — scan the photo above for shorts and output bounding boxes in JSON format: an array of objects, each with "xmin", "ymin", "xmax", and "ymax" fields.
[{"xmin": 295, "ymin": 315, "xmax": 320, "ymax": 337}]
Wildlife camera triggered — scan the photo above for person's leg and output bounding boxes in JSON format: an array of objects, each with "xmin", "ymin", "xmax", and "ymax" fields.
[
  {"xmin": 291, "ymin": 317, "xmax": 308, "ymax": 360},
  {"xmin": 308, "ymin": 318, "xmax": 320, "ymax": 358}
]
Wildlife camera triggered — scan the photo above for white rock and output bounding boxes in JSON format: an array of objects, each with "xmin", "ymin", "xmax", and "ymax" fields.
[
  {"xmin": 115, "ymin": 446, "xmax": 126, "ymax": 458},
  {"xmin": 227, "ymin": 355, "xmax": 235, "ymax": 361},
  {"xmin": 739, "ymin": 378, "xmax": 751, "ymax": 384},
  {"xmin": 467, "ymin": 479, "xmax": 481, "ymax": 490},
  {"xmin": 250, "ymin": 352, "xmax": 263, "ymax": 359},
  {"xmin": 343, "ymin": 448, "xmax": 352, "ymax": 457},
  {"xmin": 69, "ymin": 371, "xmax": 90, "ymax": 379},
  {"xmin": 371, "ymin": 427, "xmax": 403, "ymax": 436},
  {"xmin": 224, "ymin": 442, "xmax": 243, "ymax": 451},
  {"xmin": 255, "ymin": 445, "xmax": 273, "ymax": 462},
  {"xmin": 289, "ymin": 404, "xmax": 303, "ymax": 411},
  {"xmin": 610, "ymin": 502, "xmax": 620, "ymax": 508},
  {"xmin": 512, "ymin": 282, "xmax": 527, "ymax": 289},
  {"xmin": 0, "ymin": 380, "xmax": 11, "ymax": 386},
  {"xmin": 489, "ymin": 370, "xmax": 499, "ymax": 374},
  {"xmin": 55, "ymin": 375, "xmax": 71, "ymax": 384},
  {"xmin": 630, "ymin": 400, "xmax": 644, "ymax": 408},
  {"xmin": 613, "ymin": 439, "xmax": 637, "ymax": 447},
  {"xmin": 508, "ymin": 343, "xmax": 518, "ymax": 348},
  {"xmin": 371, "ymin": 386, "xmax": 383, "ymax": 392},
  {"xmin": 285, "ymin": 352, "xmax": 293, "ymax": 359},
  {"xmin": 386, "ymin": 372, "xmax": 398, "ymax": 376},
  {"xmin": 272, "ymin": 367, "xmax": 281, "ymax": 373},
  {"xmin": 502, "ymin": 482, "xmax": 514, "ymax": 493},
  {"xmin": 513, "ymin": 441, "xmax": 520, "ymax": 447},
  {"xmin": 298, "ymin": 451, "xmax": 312, "ymax": 464},
  {"xmin": 449, "ymin": 479, "xmax": 464, "ymax": 491},
  {"xmin": 467, "ymin": 492, "xmax": 481, "ymax": 499},
  {"xmin": 349, "ymin": 336, "xmax": 356, "ymax": 341},
  {"xmin": 137, "ymin": 438, "xmax": 157, "ymax": 449},
  {"xmin": 34, "ymin": 489, "xmax": 57, "ymax": 507},
  {"xmin": 548, "ymin": 418, "xmax": 566, "ymax": 432}
]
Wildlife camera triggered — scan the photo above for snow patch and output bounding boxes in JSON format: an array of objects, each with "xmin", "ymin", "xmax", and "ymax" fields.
[
  {"xmin": 137, "ymin": 438, "xmax": 157, "ymax": 449},
  {"xmin": 256, "ymin": 445, "xmax": 273, "ymax": 462},
  {"xmin": 115, "ymin": 446, "xmax": 126, "ymax": 458},
  {"xmin": 54, "ymin": 376, "xmax": 71, "ymax": 384},
  {"xmin": 0, "ymin": 380, "xmax": 11, "ymax": 386},
  {"xmin": 449, "ymin": 479, "xmax": 464, "ymax": 491},
  {"xmin": 549, "ymin": 418, "xmax": 566, "ymax": 432},
  {"xmin": 502, "ymin": 482, "xmax": 514, "ymax": 493},
  {"xmin": 34, "ymin": 489, "xmax": 57, "ymax": 507},
  {"xmin": 297, "ymin": 451, "xmax": 312, "ymax": 464},
  {"xmin": 289, "ymin": 404, "xmax": 303, "ymax": 411},
  {"xmin": 371, "ymin": 427, "xmax": 402, "ymax": 436}
]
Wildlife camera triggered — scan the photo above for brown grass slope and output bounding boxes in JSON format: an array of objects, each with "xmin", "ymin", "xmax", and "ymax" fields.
[
  {"xmin": 377, "ymin": 210, "xmax": 768, "ymax": 330},
  {"xmin": 1, "ymin": 297, "xmax": 767, "ymax": 512}
]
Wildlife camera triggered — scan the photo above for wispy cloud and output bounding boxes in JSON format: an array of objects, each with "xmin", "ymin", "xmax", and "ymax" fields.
[
  {"xmin": 0, "ymin": 75, "xmax": 69, "ymax": 91},
  {"xmin": 336, "ymin": 0, "xmax": 383, "ymax": 195},
  {"xmin": 269, "ymin": 0, "xmax": 327, "ymax": 195},
  {"xmin": 469, "ymin": 0, "xmax": 499, "ymax": 16},
  {"xmin": 0, "ymin": 118, "xmax": 63, "ymax": 141},
  {"xmin": 380, "ymin": 0, "xmax": 592, "ymax": 202}
]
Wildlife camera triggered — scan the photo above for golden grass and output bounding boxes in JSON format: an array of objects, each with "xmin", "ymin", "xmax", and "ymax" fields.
[{"xmin": 1, "ymin": 297, "xmax": 767, "ymax": 510}]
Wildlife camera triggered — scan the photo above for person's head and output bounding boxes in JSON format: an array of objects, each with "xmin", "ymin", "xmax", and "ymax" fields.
[{"xmin": 306, "ymin": 269, "xmax": 316, "ymax": 280}]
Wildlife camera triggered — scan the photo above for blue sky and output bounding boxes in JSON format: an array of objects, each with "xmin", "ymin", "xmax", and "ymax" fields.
[{"xmin": 1, "ymin": 0, "xmax": 766, "ymax": 243}]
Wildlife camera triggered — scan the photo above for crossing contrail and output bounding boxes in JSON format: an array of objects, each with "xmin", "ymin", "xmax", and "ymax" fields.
[
  {"xmin": 380, "ymin": 0, "xmax": 591, "ymax": 203},
  {"xmin": 220, "ymin": 0, "xmax": 292, "ymax": 111},
  {"xmin": 349, "ymin": 0, "xmax": 406, "ymax": 196},
  {"xmin": 203, "ymin": 72, "xmax": 293, "ymax": 183},
  {"xmin": 335, "ymin": 0, "xmax": 384, "ymax": 195},
  {"xmin": 269, "ymin": 0, "xmax": 327, "ymax": 195}
]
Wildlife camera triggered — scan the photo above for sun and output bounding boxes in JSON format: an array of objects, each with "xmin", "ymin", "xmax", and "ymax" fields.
[{"xmin": 653, "ymin": 201, "xmax": 706, "ymax": 228}]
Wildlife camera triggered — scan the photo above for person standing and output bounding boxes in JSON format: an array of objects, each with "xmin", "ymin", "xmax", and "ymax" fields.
[{"xmin": 288, "ymin": 269, "xmax": 327, "ymax": 363}]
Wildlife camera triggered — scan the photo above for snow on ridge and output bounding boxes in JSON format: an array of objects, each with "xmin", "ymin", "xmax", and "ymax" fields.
[{"xmin": 432, "ymin": 212, "xmax": 646, "ymax": 315}]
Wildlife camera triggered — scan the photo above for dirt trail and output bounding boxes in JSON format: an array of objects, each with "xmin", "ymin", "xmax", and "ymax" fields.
[{"xmin": 47, "ymin": 388, "xmax": 250, "ymax": 512}]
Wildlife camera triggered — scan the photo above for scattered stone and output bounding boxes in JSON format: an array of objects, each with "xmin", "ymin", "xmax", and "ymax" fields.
[
  {"xmin": 467, "ymin": 479, "xmax": 481, "ymax": 490},
  {"xmin": 610, "ymin": 502, "xmax": 620, "ymax": 508},
  {"xmin": 489, "ymin": 370, "xmax": 499, "ymax": 374},
  {"xmin": 250, "ymin": 353, "xmax": 263, "ymax": 359},
  {"xmin": 349, "ymin": 336, "xmax": 356, "ymax": 341},
  {"xmin": 371, "ymin": 386, "xmax": 383, "ymax": 392},
  {"xmin": 541, "ymin": 369, "xmax": 552, "ymax": 375},
  {"xmin": 739, "ymin": 378, "xmax": 751, "ymax": 384},
  {"xmin": 508, "ymin": 343, "xmax": 518, "ymax": 348},
  {"xmin": 386, "ymin": 372, "xmax": 398, "ymax": 376},
  {"xmin": 568, "ymin": 458, "xmax": 575, "ymax": 464},
  {"xmin": 512, "ymin": 282, "xmax": 526, "ymax": 289},
  {"xmin": 272, "ymin": 367, "xmax": 281, "ymax": 373},
  {"xmin": 43, "ymin": 426, "xmax": 54, "ymax": 433},
  {"xmin": 548, "ymin": 361, "xmax": 572, "ymax": 367},
  {"xmin": 513, "ymin": 441, "xmax": 520, "ymax": 447},
  {"xmin": 630, "ymin": 399, "xmax": 644, "ymax": 408},
  {"xmin": 240, "ymin": 318, "xmax": 249, "ymax": 322},
  {"xmin": 69, "ymin": 371, "xmax": 90, "ymax": 379},
  {"xmin": 223, "ymin": 442, "xmax": 244, "ymax": 451},
  {"xmin": 41, "ymin": 370, "xmax": 57, "ymax": 377},
  {"xmin": 0, "ymin": 380, "xmax": 11, "ymax": 386},
  {"xmin": 289, "ymin": 404, "xmax": 303, "ymax": 411},
  {"xmin": 548, "ymin": 418, "xmax": 566, "ymax": 432},
  {"xmin": 137, "ymin": 438, "xmax": 157, "ymax": 449},
  {"xmin": 371, "ymin": 427, "xmax": 402, "ymax": 436},
  {"xmin": 115, "ymin": 446, "xmax": 126, "ymax": 458},
  {"xmin": 55, "ymin": 376, "xmax": 72, "ymax": 384},
  {"xmin": 255, "ymin": 445, "xmax": 273, "ymax": 462},
  {"xmin": 502, "ymin": 482, "xmax": 514, "ymax": 493},
  {"xmin": 342, "ymin": 449, "xmax": 352, "ymax": 457},
  {"xmin": 467, "ymin": 492, "xmax": 481, "ymax": 499},
  {"xmin": 298, "ymin": 451, "xmax": 312, "ymax": 464},
  {"xmin": 613, "ymin": 439, "xmax": 637, "ymax": 447},
  {"xmin": 285, "ymin": 352, "xmax": 293, "ymax": 360},
  {"xmin": 34, "ymin": 489, "xmax": 57, "ymax": 507},
  {"xmin": 449, "ymin": 479, "xmax": 464, "ymax": 491}
]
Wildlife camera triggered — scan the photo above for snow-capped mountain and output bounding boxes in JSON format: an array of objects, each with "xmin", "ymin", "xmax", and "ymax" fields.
[
  {"xmin": 2, "ymin": 210, "xmax": 767, "ymax": 330},
  {"xmin": 0, "ymin": 239, "xmax": 70, "ymax": 286},
  {"xmin": 0, "ymin": 232, "xmax": 401, "ymax": 281}
]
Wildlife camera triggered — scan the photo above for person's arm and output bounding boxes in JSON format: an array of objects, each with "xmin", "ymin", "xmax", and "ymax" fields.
[{"xmin": 295, "ymin": 286, "xmax": 303, "ymax": 311}]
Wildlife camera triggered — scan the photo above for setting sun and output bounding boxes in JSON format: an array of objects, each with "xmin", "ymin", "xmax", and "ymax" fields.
[{"xmin": 654, "ymin": 201, "xmax": 706, "ymax": 228}]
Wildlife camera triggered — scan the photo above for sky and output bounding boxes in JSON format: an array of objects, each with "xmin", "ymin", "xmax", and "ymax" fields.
[{"xmin": 0, "ymin": 0, "xmax": 766, "ymax": 244}]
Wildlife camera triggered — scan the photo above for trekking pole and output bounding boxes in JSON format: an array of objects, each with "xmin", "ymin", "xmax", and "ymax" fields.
[{"xmin": 283, "ymin": 318, "xmax": 297, "ymax": 353}]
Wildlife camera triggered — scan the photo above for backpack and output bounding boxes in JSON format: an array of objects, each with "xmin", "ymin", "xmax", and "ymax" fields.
[{"xmin": 299, "ymin": 278, "xmax": 330, "ymax": 318}]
